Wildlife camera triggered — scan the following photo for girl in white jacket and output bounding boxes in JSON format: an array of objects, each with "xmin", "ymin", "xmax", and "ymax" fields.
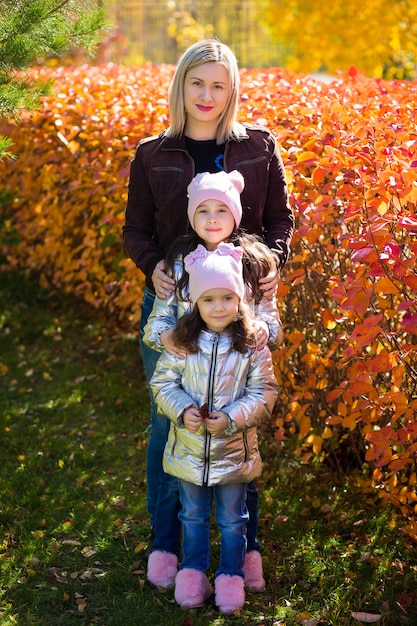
[
  {"xmin": 150, "ymin": 244, "xmax": 278, "ymax": 615},
  {"xmin": 144, "ymin": 170, "xmax": 283, "ymax": 596}
]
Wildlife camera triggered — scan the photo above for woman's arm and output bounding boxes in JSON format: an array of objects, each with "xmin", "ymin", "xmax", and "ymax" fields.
[
  {"xmin": 122, "ymin": 143, "xmax": 165, "ymax": 280},
  {"xmin": 262, "ymin": 133, "xmax": 294, "ymax": 269}
]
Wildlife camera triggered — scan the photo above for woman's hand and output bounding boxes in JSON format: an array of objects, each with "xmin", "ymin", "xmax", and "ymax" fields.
[
  {"xmin": 258, "ymin": 268, "xmax": 279, "ymax": 300},
  {"xmin": 151, "ymin": 260, "xmax": 175, "ymax": 299},
  {"xmin": 160, "ymin": 329, "xmax": 187, "ymax": 359},
  {"xmin": 251, "ymin": 319, "xmax": 269, "ymax": 350}
]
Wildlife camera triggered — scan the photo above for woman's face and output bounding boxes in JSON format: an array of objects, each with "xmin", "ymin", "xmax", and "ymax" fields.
[{"xmin": 183, "ymin": 62, "xmax": 230, "ymax": 136}]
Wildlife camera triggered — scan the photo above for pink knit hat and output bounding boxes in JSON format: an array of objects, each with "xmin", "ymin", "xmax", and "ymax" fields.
[
  {"xmin": 184, "ymin": 242, "xmax": 245, "ymax": 304},
  {"xmin": 187, "ymin": 170, "xmax": 244, "ymax": 229}
]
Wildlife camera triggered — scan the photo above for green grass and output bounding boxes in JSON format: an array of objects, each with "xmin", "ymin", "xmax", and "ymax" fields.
[{"xmin": 1, "ymin": 269, "xmax": 417, "ymax": 626}]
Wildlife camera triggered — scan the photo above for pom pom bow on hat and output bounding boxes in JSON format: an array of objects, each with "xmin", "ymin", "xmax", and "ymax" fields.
[
  {"xmin": 187, "ymin": 170, "xmax": 244, "ymax": 229},
  {"xmin": 184, "ymin": 242, "xmax": 245, "ymax": 304}
]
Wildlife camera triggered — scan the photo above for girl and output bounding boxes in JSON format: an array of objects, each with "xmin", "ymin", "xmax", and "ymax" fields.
[
  {"xmin": 122, "ymin": 38, "xmax": 293, "ymax": 581},
  {"xmin": 144, "ymin": 170, "xmax": 282, "ymax": 593},
  {"xmin": 149, "ymin": 245, "xmax": 278, "ymax": 615}
]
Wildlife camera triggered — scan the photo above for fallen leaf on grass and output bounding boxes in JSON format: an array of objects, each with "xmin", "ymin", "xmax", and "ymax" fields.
[
  {"xmin": 81, "ymin": 546, "xmax": 96, "ymax": 557},
  {"xmin": 75, "ymin": 592, "xmax": 87, "ymax": 613},
  {"xmin": 351, "ymin": 611, "xmax": 381, "ymax": 623},
  {"xmin": 0, "ymin": 362, "xmax": 9, "ymax": 375},
  {"xmin": 79, "ymin": 567, "xmax": 105, "ymax": 580},
  {"xmin": 49, "ymin": 567, "xmax": 68, "ymax": 584},
  {"xmin": 134, "ymin": 542, "xmax": 147, "ymax": 553}
]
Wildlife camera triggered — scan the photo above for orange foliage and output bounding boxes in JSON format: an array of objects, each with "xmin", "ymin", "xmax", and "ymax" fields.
[{"xmin": 0, "ymin": 64, "xmax": 416, "ymax": 528}]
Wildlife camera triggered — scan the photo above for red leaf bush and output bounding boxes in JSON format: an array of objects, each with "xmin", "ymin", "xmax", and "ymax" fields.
[{"xmin": 1, "ymin": 64, "xmax": 416, "ymax": 533}]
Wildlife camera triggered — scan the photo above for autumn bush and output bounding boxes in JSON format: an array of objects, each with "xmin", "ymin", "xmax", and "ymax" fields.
[{"xmin": 0, "ymin": 63, "xmax": 416, "ymax": 534}]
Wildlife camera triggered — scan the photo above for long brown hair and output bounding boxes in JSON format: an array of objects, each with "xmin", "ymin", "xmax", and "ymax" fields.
[
  {"xmin": 164, "ymin": 230, "xmax": 277, "ymax": 305},
  {"xmin": 172, "ymin": 300, "xmax": 257, "ymax": 354}
]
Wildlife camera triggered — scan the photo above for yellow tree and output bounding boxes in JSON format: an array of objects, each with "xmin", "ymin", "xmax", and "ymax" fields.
[{"xmin": 262, "ymin": 0, "xmax": 417, "ymax": 78}]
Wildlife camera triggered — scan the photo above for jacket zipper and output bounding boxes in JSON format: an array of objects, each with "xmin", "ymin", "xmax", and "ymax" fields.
[{"xmin": 202, "ymin": 333, "xmax": 219, "ymax": 486}]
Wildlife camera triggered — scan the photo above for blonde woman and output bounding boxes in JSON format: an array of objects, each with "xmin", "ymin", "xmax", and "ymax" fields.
[{"xmin": 122, "ymin": 38, "xmax": 293, "ymax": 593}]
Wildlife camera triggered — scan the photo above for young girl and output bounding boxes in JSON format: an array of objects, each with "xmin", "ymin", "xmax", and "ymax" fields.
[
  {"xmin": 149, "ymin": 245, "xmax": 278, "ymax": 615},
  {"xmin": 144, "ymin": 170, "xmax": 283, "ymax": 593}
]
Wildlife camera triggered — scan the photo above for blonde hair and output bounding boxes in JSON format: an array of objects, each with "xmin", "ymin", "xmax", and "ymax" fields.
[{"xmin": 166, "ymin": 39, "xmax": 246, "ymax": 144}]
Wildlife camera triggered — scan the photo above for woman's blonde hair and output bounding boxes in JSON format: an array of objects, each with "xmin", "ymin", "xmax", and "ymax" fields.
[{"xmin": 166, "ymin": 39, "xmax": 245, "ymax": 144}]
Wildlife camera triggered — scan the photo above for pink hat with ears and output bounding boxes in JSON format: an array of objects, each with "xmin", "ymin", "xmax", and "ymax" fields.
[
  {"xmin": 187, "ymin": 170, "xmax": 244, "ymax": 229},
  {"xmin": 184, "ymin": 242, "xmax": 245, "ymax": 304}
]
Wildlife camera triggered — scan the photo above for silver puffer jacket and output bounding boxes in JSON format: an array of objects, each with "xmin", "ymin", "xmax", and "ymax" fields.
[
  {"xmin": 150, "ymin": 329, "xmax": 279, "ymax": 487},
  {"xmin": 143, "ymin": 257, "xmax": 284, "ymax": 352}
]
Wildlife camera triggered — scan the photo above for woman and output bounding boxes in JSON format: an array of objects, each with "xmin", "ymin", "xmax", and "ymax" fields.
[{"xmin": 122, "ymin": 38, "xmax": 294, "ymax": 592}]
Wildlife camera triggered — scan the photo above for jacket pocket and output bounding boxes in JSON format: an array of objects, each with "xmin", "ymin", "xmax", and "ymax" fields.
[
  {"xmin": 243, "ymin": 432, "xmax": 250, "ymax": 462},
  {"xmin": 150, "ymin": 166, "xmax": 185, "ymax": 197},
  {"xmin": 235, "ymin": 156, "xmax": 269, "ymax": 188}
]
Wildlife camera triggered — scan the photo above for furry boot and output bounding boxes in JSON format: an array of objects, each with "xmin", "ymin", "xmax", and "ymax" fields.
[
  {"xmin": 214, "ymin": 573, "xmax": 245, "ymax": 615},
  {"xmin": 244, "ymin": 550, "xmax": 266, "ymax": 593},
  {"xmin": 147, "ymin": 550, "xmax": 178, "ymax": 589},
  {"xmin": 174, "ymin": 568, "xmax": 213, "ymax": 609}
]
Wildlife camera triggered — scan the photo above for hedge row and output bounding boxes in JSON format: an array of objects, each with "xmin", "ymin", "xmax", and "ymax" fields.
[{"xmin": 0, "ymin": 64, "xmax": 416, "ymax": 534}]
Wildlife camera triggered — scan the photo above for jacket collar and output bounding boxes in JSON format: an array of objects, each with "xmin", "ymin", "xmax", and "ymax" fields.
[{"xmin": 159, "ymin": 126, "xmax": 250, "ymax": 151}]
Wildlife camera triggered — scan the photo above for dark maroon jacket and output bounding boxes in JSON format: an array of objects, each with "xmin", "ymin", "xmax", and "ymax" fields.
[{"xmin": 123, "ymin": 124, "xmax": 294, "ymax": 291}]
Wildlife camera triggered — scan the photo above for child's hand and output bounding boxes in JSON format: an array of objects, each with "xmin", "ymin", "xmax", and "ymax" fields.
[
  {"xmin": 183, "ymin": 406, "xmax": 204, "ymax": 433},
  {"xmin": 205, "ymin": 411, "xmax": 228, "ymax": 435},
  {"xmin": 161, "ymin": 329, "xmax": 187, "ymax": 359}
]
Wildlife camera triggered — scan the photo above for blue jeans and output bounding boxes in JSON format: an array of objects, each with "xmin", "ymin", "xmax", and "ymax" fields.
[
  {"xmin": 178, "ymin": 480, "xmax": 248, "ymax": 577},
  {"xmin": 140, "ymin": 287, "xmax": 259, "ymax": 555},
  {"xmin": 140, "ymin": 288, "xmax": 182, "ymax": 556}
]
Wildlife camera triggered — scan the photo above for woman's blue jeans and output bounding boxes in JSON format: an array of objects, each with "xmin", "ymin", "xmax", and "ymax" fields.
[
  {"xmin": 140, "ymin": 288, "xmax": 182, "ymax": 555},
  {"xmin": 139, "ymin": 287, "xmax": 260, "ymax": 555},
  {"xmin": 178, "ymin": 480, "xmax": 248, "ymax": 577}
]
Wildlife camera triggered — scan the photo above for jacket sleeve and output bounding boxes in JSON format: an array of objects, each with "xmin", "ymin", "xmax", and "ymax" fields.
[
  {"xmin": 224, "ymin": 347, "xmax": 278, "ymax": 432},
  {"xmin": 263, "ymin": 132, "xmax": 294, "ymax": 269},
  {"xmin": 150, "ymin": 353, "xmax": 196, "ymax": 423},
  {"xmin": 143, "ymin": 257, "xmax": 187, "ymax": 351},
  {"xmin": 122, "ymin": 140, "xmax": 164, "ymax": 279},
  {"xmin": 255, "ymin": 295, "xmax": 284, "ymax": 351},
  {"xmin": 143, "ymin": 292, "xmax": 179, "ymax": 352}
]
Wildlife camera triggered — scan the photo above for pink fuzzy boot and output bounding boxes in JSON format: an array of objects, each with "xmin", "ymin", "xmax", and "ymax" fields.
[
  {"xmin": 214, "ymin": 573, "xmax": 245, "ymax": 615},
  {"xmin": 174, "ymin": 568, "xmax": 213, "ymax": 609},
  {"xmin": 244, "ymin": 550, "xmax": 266, "ymax": 593},
  {"xmin": 147, "ymin": 550, "xmax": 178, "ymax": 589}
]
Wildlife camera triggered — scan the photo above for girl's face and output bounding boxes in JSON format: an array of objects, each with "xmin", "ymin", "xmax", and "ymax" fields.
[
  {"xmin": 184, "ymin": 62, "xmax": 230, "ymax": 137},
  {"xmin": 197, "ymin": 288, "xmax": 239, "ymax": 333},
  {"xmin": 193, "ymin": 199, "xmax": 235, "ymax": 250}
]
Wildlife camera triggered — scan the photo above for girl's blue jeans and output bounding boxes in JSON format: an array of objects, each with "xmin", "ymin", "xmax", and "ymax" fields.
[
  {"xmin": 139, "ymin": 287, "xmax": 260, "ymax": 556},
  {"xmin": 178, "ymin": 480, "xmax": 248, "ymax": 577}
]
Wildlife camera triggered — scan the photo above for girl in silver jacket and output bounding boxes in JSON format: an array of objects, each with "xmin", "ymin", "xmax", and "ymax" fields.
[{"xmin": 149, "ymin": 244, "xmax": 278, "ymax": 615}]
